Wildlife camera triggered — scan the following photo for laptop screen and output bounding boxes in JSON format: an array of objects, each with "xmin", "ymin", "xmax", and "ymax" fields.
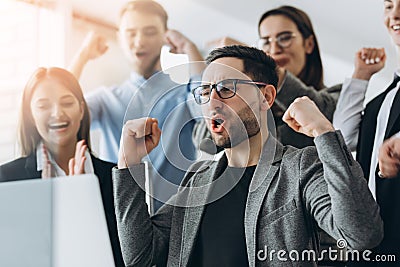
[{"xmin": 0, "ymin": 174, "xmax": 115, "ymax": 267}]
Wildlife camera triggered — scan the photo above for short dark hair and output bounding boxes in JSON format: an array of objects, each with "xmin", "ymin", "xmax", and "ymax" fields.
[
  {"xmin": 206, "ymin": 45, "xmax": 278, "ymax": 88},
  {"xmin": 258, "ymin": 6, "xmax": 324, "ymax": 90},
  {"xmin": 119, "ymin": 0, "xmax": 168, "ymax": 29}
]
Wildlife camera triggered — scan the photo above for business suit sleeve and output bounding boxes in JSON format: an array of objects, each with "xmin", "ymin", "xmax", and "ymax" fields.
[
  {"xmin": 278, "ymin": 72, "xmax": 339, "ymax": 121},
  {"xmin": 332, "ymin": 78, "xmax": 368, "ymax": 150},
  {"xmin": 112, "ymin": 165, "xmax": 174, "ymax": 267},
  {"xmin": 301, "ymin": 131, "xmax": 383, "ymax": 250}
]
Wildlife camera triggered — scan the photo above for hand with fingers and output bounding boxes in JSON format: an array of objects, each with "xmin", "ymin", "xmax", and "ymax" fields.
[
  {"xmin": 81, "ymin": 31, "xmax": 109, "ymax": 61},
  {"xmin": 118, "ymin": 117, "xmax": 162, "ymax": 169},
  {"xmin": 378, "ymin": 136, "xmax": 400, "ymax": 178},
  {"xmin": 68, "ymin": 140, "xmax": 88, "ymax": 176},
  {"xmin": 164, "ymin": 29, "xmax": 204, "ymax": 73},
  {"xmin": 282, "ymin": 96, "xmax": 335, "ymax": 138},
  {"xmin": 165, "ymin": 29, "xmax": 197, "ymax": 55},
  {"xmin": 69, "ymin": 31, "xmax": 109, "ymax": 79},
  {"xmin": 352, "ymin": 47, "xmax": 386, "ymax": 81},
  {"xmin": 41, "ymin": 144, "xmax": 55, "ymax": 179}
]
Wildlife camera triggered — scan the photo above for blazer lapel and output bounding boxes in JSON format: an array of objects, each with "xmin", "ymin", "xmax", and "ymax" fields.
[
  {"xmin": 245, "ymin": 136, "xmax": 283, "ymax": 267},
  {"xmin": 24, "ymin": 153, "xmax": 41, "ymax": 178},
  {"xmin": 385, "ymin": 88, "xmax": 400, "ymax": 138},
  {"xmin": 180, "ymin": 155, "xmax": 228, "ymax": 266}
]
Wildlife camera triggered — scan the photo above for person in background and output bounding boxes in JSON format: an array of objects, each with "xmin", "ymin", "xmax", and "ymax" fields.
[
  {"xmin": 333, "ymin": 1, "xmax": 400, "ymax": 265},
  {"xmin": 0, "ymin": 67, "xmax": 124, "ymax": 267},
  {"xmin": 112, "ymin": 45, "xmax": 383, "ymax": 267},
  {"xmin": 70, "ymin": 0, "xmax": 204, "ymax": 212},
  {"xmin": 203, "ymin": 5, "xmax": 340, "ymax": 149}
]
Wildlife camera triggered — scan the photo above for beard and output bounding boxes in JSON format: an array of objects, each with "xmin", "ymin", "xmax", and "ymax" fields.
[
  {"xmin": 211, "ymin": 104, "xmax": 261, "ymax": 149},
  {"xmin": 133, "ymin": 52, "xmax": 161, "ymax": 77}
]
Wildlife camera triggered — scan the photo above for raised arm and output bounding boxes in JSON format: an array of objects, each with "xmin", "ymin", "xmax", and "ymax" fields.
[
  {"xmin": 68, "ymin": 31, "xmax": 109, "ymax": 80},
  {"xmin": 165, "ymin": 29, "xmax": 205, "ymax": 76},
  {"xmin": 333, "ymin": 47, "xmax": 385, "ymax": 150},
  {"xmin": 283, "ymin": 97, "xmax": 383, "ymax": 249},
  {"xmin": 113, "ymin": 117, "xmax": 173, "ymax": 266}
]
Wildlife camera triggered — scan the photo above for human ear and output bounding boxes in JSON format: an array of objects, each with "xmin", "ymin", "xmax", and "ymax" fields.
[
  {"xmin": 260, "ymin": 85, "xmax": 276, "ymax": 111},
  {"xmin": 304, "ymin": 35, "xmax": 315, "ymax": 55}
]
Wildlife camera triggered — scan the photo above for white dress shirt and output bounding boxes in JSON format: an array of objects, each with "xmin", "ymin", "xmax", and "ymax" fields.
[{"xmin": 36, "ymin": 142, "xmax": 94, "ymax": 177}]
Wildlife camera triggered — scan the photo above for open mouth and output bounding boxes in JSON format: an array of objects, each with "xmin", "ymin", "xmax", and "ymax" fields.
[
  {"xmin": 135, "ymin": 52, "xmax": 147, "ymax": 58},
  {"xmin": 392, "ymin": 25, "xmax": 400, "ymax": 31},
  {"xmin": 48, "ymin": 122, "xmax": 69, "ymax": 130},
  {"xmin": 211, "ymin": 118, "xmax": 225, "ymax": 132}
]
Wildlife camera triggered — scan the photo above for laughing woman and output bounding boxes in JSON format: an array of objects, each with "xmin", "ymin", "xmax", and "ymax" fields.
[{"xmin": 0, "ymin": 67, "xmax": 124, "ymax": 267}]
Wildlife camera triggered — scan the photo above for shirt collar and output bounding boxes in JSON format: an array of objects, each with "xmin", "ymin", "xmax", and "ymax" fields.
[
  {"xmin": 129, "ymin": 72, "xmax": 147, "ymax": 86},
  {"xmin": 129, "ymin": 70, "xmax": 162, "ymax": 86}
]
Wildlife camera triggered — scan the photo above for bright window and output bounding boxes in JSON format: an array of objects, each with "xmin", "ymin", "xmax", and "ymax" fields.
[{"xmin": 0, "ymin": 0, "xmax": 65, "ymax": 164}]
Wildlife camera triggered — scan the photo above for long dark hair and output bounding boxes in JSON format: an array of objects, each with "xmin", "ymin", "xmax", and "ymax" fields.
[
  {"xmin": 17, "ymin": 67, "xmax": 91, "ymax": 156},
  {"xmin": 258, "ymin": 6, "xmax": 324, "ymax": 90}
]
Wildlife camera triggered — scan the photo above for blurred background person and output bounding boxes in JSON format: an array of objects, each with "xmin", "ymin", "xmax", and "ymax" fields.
[{"xmin": 70, "ymin": 0, "xmax": 204, "ymax": 212}]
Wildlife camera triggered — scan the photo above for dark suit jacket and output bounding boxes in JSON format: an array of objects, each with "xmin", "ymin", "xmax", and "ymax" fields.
[
  {"xmin": 0, "ymin": 153, "xmax": 124, "ymax": 267},
  {"xmin": 357, "ymin": 86, "xmax": 400, "ymax": 261}
]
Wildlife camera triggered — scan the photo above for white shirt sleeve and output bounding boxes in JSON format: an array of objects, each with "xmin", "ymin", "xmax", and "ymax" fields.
[{"xmin": 333, "ymin": 78, "xmax": 369, "ymax": 151}]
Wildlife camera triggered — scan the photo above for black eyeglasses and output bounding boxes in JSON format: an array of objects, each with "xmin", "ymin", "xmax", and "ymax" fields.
[
  {"xmin": 257, "ymin": 31, "xmax": 297, "ymax": 52},
  {"xmin": 191, "ymin": 79, "xmax": 267, "ymax": 105}
]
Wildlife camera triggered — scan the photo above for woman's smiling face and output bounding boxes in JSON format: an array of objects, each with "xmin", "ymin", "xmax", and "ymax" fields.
[{"xmin": 30, "ymin": 78, "xmax": 83, "ymax": 149}]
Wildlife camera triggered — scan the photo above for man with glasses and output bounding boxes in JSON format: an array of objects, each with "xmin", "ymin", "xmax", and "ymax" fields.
[{"xmin": 112, "ymin": 45, "xmax": 382, "ymax": 266}]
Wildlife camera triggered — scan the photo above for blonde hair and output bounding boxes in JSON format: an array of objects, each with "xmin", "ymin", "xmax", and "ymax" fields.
[
  {"xmin": 17, "ymin": 67, "xmax": 91, "ymax": 156},
  {"xmin": 119, "ymin": 0, "xmax": 168, "ymax": 29}
]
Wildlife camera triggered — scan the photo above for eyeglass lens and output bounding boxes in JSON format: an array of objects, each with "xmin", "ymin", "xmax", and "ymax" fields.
[{"xmin": 258, "ymin": 32, "xmax": 295, "ymax": 51}]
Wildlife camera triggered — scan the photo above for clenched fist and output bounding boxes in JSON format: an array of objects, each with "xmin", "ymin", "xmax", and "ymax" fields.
[
  {"xmin": 378, "ymin": 136, "xmax": 400, "ymax": 178},
  {"xmin": 283, "ymin": 96, "xmax": 335, "ymax": 138},
  {"xmin": 118, "ymin": 117, "xmax": 161, "ymax": 169}
]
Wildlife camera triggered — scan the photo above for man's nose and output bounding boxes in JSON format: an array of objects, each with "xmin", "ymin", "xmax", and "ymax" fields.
[
  {"xmin": 133, "ymin": 32, "xmax": 145, "ymax": 47},
  {"xmin": 208, "ymin": 88, "xmax": 223, "ymax": 109}
]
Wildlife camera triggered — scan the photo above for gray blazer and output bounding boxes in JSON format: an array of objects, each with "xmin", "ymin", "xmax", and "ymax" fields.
[{"xmin": 112, "ymin": 131, "xmax": 383, "ymax": 267}]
